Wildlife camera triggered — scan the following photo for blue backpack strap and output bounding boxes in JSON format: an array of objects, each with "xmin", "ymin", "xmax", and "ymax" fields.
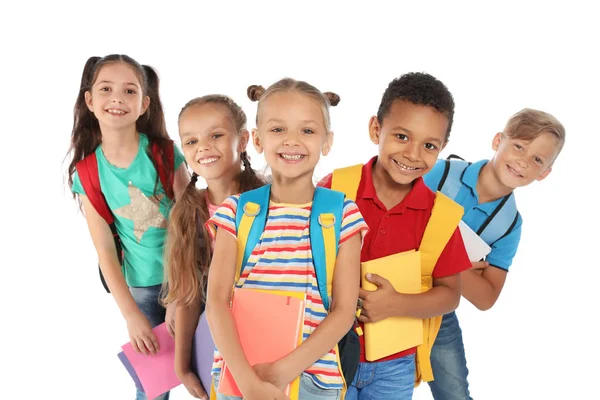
[
  {"xmin": 479, "ymin": 193, "xmax": 519, "ymax": 245},
  {"xmin": 235, "ymin": 184, "xmax": 271, "ymax": 278},
  {"xmin": 438, "ymin": 159, "xmax": 471, "ymax": 200},
  {"xmin": 438, "ymin": 157, "xmax": 520, "ymax": 246},
  {"xmin": 310, "ymin": 187, "xmax": 344, "ymax": 311}
]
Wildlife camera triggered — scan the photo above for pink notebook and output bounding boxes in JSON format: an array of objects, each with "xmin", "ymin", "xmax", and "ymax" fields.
[
  {"xmin": 121, "ymin": 323, "xmax": 180, "ymax": 400},
  {"xmin": 218, "ymin": 288, "xmax": 305, "ymax": 397}
]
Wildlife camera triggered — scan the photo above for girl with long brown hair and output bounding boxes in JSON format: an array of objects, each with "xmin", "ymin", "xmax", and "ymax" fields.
[
  {"xmin": 163, "ymin": 95, "xmax": 266, "ymax": 399},
  {"xmin": 67, "ymin": 54, "xmax": 190, "ymax": 400}
]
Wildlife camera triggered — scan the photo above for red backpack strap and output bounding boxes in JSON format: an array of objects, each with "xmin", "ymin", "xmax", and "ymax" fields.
[
  {"xmin": 151, "ymin": 140, "xmax": 175, "ymax": 200},
  {"xmin": 75, "ymin": 153, "xmax": 114, "ymax": 224}
]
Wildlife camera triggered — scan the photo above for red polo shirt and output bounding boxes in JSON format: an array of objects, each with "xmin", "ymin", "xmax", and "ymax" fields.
[{"xmin": 318, "ymin": 156, "xmax": 471, "ymax": 362}]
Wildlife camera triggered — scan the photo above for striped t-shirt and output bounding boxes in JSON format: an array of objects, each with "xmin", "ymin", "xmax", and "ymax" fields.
[{"xmin": 207, "ymin": 194, "xmax": 368, "ymax": 389}]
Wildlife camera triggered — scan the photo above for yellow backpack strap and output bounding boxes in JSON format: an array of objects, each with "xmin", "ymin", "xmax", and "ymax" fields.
[
  {"xmin": 210, "ymin": 381, "xmax": 217, "ymax": 400},
  {"xmin": 208, "ymin": 202, "xmax": 261, "ymax": 400},
  {"xmin": 321, "ymin": 213, "xmax": 337, "ymax": 299},
  {"xmin": 420, "ymin": 192, "xmax": 464, "ymax": 277},
  {"xmin": 322, "ymin": 212, "xmax": 346, "ymax": 399},
  {"xmin": 415, "ymin": 192, "xmax": 464, "ymax": 386},
  {"xmin": 235, "ymin": 201, "xmax": 260, "ymax": 283},
  {"xmin": 327, "ymin": 163, "xmax": 362, "ymax": 301},
  {"xmin": 331, "ymin": 164, "xmax": 363, "ymax": 201}
]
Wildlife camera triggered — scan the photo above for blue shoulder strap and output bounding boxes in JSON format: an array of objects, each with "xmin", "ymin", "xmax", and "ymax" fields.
[
  {"xmin": 438, "ymin": 159, "xmax": 519, "ymax": 246},
  {"xmin": 438, "ymin": 159, "xmax": 471, "ymax": 200},
  {"xmin": 234, "ymin": 185, "xmax": 344, "ymax": 310},
  {"xmin": 310, "ymin": 187, "xmax": 344, "ymax": 311},
  {"xmin": 479, "ymin": 193, "xmax": 519, "ymax": 246},
  {"xmin": 235, "ymin": 184, "xmax": 271, "ymax": 275}
]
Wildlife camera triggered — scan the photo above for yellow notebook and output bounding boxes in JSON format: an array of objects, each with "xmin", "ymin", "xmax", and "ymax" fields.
[{"xmin": 361, "ymin": 250, "xmax": 423, "ymax": 361}]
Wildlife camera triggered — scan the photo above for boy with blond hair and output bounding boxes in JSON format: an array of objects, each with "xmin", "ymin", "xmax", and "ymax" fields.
[{"xmin": 423, "ymin": 108, "xmax": 566, "ymax": 400}]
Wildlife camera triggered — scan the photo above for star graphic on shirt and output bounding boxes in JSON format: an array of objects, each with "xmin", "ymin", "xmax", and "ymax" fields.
[{"xmin": 114, "ymin": 181, "xmax": 167, "ymax": 242}]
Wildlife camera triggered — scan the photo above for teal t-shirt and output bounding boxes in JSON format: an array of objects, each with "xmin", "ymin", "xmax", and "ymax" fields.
[{"xmin": 72, "ymin": 133, "xmax": 185, "ymax": 287}]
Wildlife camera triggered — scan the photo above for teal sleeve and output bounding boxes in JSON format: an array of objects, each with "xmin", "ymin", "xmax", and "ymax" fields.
[{"xmin": 71, "ymin": 171, "xmax": 85, "ymax": 195}]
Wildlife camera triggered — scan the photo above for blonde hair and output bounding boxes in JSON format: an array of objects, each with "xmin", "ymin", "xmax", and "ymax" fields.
[
  {"xmin": 247, "ymin": 78, "xmax": 340, "ymax": 131},
  {"xmin": 504, "ymin": 108, "xmax": 566, "ymax": 155}
]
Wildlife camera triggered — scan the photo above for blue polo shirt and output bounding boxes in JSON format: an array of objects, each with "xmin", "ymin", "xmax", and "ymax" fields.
[{"xmin": 423, "ymin": 159, "xmax": 522, "ymax": 271}]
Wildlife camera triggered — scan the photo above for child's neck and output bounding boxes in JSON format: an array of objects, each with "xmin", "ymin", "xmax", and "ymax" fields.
[
  {"xmin": 206, "ymin": 170, "xmax": 241, "ymax": 206},
  {"xmin": 372, "ymin": 160, "xmax": 412, "ymax": 210},
  {"xmin": 270, "ymin": 173, "xmax": 315, "ymax": 204},
  {"xmin": 477, "ymin": 161, "xmax": 513, "ymax": 204},
  {"xmin": 99, "ymin": 124, "xmax": 140, "ymax": 169}
]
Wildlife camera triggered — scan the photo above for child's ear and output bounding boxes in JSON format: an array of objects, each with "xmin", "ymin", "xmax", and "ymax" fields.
[
  {"xmin": 492, "ymin": 132, "xmax": 503, "ymax": 151},
  {"xmin": 140, "ymin": 95, "xmax": 151, "ymax": 115},
  {"xmin": 322, "ymin": 131, "xmax": 334, "ymax": 156},
  {"xmin": 368, "ymin": 116, "xmax": 381, "ymax": 145},
  {"xmin": 251, "ymin": 129, "xmax": 263, "ymax": 154},
  {"xmin": 238, "ymin": 129, "xmax": 250, "ymax": 153},
  {"xmin": 84, "ymin": 91, "xmax": 94, "ymax": 112},
  {"xmin": 536, "ymin": 166, "xmax": 553, "ymax": 182}
]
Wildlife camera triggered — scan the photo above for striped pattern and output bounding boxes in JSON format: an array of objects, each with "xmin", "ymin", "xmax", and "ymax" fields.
[{"xmin": 207, "ymin": 195, "xmax": 368, "ymax": 389}]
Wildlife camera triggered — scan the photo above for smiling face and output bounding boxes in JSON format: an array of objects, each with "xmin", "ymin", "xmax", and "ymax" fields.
[
  {"xmin": 84, "ymin": 62, "xmax": 149, "ymax": 132},
  {"xmin": 489, "ymin": 130, "xmax": 559, "ymax": 189},
  {"xmin": 370, "ymin": 99, "xmax": 448, "ymax": 187},
  {"xmin": 179, "ymin": 102, "xmax": 247, "ymax": 183},
  {"xmin": 252, "ymin": 91, "xmax": 333, "ymax": 181}
]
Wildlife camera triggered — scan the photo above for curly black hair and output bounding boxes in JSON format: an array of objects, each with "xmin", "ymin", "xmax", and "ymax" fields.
[{"xmin": 376, "ymin": 72, "xmax": 455, "ymax": 140}]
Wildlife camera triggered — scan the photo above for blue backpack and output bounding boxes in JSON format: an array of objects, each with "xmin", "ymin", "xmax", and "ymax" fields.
[{"xmin": 437, "ymin": 154, "xmax": 520, "ymax": 246}]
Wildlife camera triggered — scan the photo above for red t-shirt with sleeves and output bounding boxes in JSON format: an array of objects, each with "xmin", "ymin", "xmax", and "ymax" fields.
[{"xmin": 318, "ymin": 156, "xmax": 471, "ymax": 362}]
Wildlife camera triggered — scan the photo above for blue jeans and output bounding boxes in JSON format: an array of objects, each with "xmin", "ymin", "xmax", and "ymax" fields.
[
  {"xmin": 130, "ymin": 284, "xmax": 170, "ymax": 400},
  {"xmin": 427, "ymin": 312, "xmax": 472, "ymax": 400},
  {"xmin": 345, "ymin": 353, "xmax": 415, "ymax": 400},
  {"xmin": 213, "ymin": 372, "xmax": 341, "ymax": 400}
]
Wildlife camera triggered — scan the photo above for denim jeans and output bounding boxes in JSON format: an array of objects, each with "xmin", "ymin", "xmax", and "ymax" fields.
[
  {"xmin": 213, "ymin": 372, "xmax": 341, "ymax": 400},
  {"xmin": 130, "ymin": 284, "xmax": 169, "ymax": 400},
  {"xmin": 345, "ymin": 353, "xmax": 415, "ymax": 400},
  {"xmin": 427, "ymin": 311, "xmax": 472, "ymax": 400}
]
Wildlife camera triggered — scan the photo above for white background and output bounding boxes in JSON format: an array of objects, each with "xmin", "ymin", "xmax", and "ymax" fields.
[{"xmin": 2, "ymin": 1, "xmax": 597, "ymax": 399}]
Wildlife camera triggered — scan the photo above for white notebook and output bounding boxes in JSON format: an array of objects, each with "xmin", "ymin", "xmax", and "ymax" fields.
[{"xmin": 458, "ymin": 220, "xmax": 492, "ymax": 262}]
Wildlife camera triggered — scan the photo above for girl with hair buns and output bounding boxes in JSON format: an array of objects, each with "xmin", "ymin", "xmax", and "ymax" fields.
[
  {"xmin": 163, "ymin": 94, "xmax": 266, "ymax": 399},
  {"xmin": 66, "ymin": 54, "xmax": 190, "ymax": 400},
  {"xmin": 205, "ymin": 78, "xmax": 369, "ymax": 400}
]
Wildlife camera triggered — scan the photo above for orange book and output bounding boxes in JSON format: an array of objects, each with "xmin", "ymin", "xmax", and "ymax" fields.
[{"xmin": 218, "ymin": 288, "xmax": 305, "ymax": 398}]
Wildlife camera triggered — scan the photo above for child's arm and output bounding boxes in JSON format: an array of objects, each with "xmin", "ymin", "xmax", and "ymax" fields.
[
  {"xmin": 359, "ymin": 227, "xmax": 470, "ymax": 322},
  {"xmin": 206, "ymin": 229, "xmax": 287, "ymax": 400},
  {"xmin": 460, "ymin": 267, "xmax": 507, "ymax": 311},
  {"xmin": 359, "ymin": 273, "xmax": 461, "ymax": 321},
  {"xmin": 262, "ymin": 233, "xmax": 362, "ymax": 388},
  {"xmin": 80, "ymin": 195, "xmax": 159, "ymax": 355},
  {"xmin": 461, "ymin": 220, "xmax": 521, "ymax": 310},
  {"xmin": 174, "ymin": 297, "xmax": 207, "ymax": 399}
]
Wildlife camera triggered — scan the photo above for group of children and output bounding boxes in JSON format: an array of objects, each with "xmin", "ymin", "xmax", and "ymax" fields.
[{"xmin": 67, "ymin": 54, "xmax": 566, "ymax": 400}]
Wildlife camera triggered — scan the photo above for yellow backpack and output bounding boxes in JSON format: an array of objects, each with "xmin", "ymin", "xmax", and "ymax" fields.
[{"xmin": 331, "ymin": 164, "xmax": 464, "ymax": 386}]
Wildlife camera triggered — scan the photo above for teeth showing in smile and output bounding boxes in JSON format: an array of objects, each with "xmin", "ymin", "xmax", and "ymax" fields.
[
  {"xmin": 393, "ymin": 159, "xmax": 418, "ymax": 170},
  {"xmin": 507, "ymin": 165, "xmax": 523, "ymax": 177},
  {"xmin": 107, "ymin": 109, "xmax": 126, "ymax": 115},
  {"xmin": 280, "ymin": 154, "xmax": 305, "ymax": 160},
  {"xmin": 199, "ymin": 157, "xmax": 219, "ymax": 165}
]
